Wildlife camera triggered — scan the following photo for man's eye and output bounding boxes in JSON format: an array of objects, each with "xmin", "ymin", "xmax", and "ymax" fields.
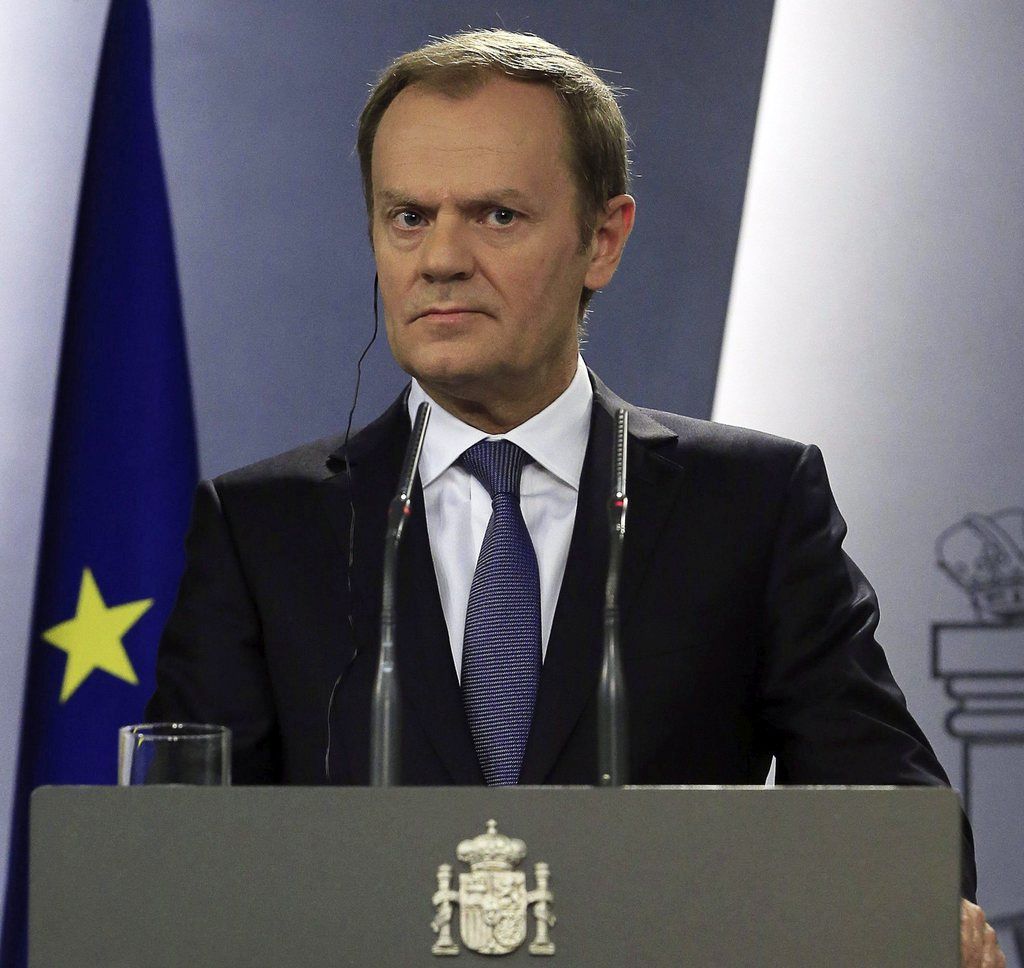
[
  {"xmin": 394, "ymin": 211, "xmax": 423, "ymax": 229},
  {"xmin": 487, "ymin": 208, "xmax": 517, "ymax": 226}
]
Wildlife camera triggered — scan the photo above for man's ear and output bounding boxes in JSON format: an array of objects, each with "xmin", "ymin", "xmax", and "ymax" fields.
[{"xmin": 584, "ymin": 194, "xmax": 636, "ymax": 292}]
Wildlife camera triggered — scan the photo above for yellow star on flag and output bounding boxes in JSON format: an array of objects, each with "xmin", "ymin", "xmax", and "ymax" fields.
[{"xmin": 41, "ymin": 567, "xmax": 153, "ymax": 703}]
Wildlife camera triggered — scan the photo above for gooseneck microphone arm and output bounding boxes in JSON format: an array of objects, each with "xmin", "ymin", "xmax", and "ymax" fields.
[
  {"xmin": 369, "ymin": 401, "xmax": 431, "ymax": 787},
  {"xmin": 598, "ymin": 408, "xmax": 630, "ymax": 786}
]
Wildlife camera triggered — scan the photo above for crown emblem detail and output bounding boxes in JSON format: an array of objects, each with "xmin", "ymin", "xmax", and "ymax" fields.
[{"xmin": 455, "ymin": 819, "xmax": 527, "ymax": 871}]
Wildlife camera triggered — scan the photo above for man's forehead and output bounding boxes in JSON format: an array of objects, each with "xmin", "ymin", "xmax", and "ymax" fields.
[
  {"xmin": 371, "ymin": 80, "xmax": 572, "ymax": 208},
  {"xmin": 373, "ymin": 77, "xmax": 568, "ymax": 160}
]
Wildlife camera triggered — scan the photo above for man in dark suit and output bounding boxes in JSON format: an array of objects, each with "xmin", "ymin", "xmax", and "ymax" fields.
[{"xmin": 147, "ymin": 28, "xmax": 1004, "ymax": 964}]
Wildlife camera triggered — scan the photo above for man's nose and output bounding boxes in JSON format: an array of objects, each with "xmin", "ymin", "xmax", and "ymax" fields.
[{"xmin": 418, "ymin": 214, "xmax": 474, "ymax": 284}]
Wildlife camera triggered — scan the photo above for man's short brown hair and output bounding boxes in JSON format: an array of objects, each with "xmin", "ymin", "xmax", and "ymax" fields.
[{"xmin": 357, "ymin": 29, "xmax": 632, "ymax": 317}]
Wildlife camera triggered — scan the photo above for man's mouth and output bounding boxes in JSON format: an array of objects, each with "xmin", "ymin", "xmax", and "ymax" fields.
[{"xmin": 415, "ymin": 307, "xmax": 484, "ymax": 323}]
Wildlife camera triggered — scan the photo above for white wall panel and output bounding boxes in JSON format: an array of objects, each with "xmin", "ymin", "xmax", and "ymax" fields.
[{"xmin": 717, "ymin": 0, "xmax": 1024, "ymax": 940}]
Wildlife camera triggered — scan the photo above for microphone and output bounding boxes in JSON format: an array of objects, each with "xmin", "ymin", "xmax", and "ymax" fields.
[
  {"xmin": 369, "ymin": 400, "xmax": 431, "ymax": 787},
  {"xmin": 598, "ymin": 408, "xmax": 630, "ymax": 786}
]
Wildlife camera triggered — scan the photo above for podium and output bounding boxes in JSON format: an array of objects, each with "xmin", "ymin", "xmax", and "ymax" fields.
[{"xmin": 30, "ymin": 786, "xmax": 961, "ymax": 967}]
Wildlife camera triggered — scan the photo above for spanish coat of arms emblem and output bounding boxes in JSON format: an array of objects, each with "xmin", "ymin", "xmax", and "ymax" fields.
[{"xmin": 431, "ymin": 819, "xmax": 555, "ymax": 956}]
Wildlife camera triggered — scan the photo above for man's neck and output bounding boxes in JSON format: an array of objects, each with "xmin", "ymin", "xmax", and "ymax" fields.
[{"xmin": 416, "ymin": 361, "xmax": 578, "ymax": 434}]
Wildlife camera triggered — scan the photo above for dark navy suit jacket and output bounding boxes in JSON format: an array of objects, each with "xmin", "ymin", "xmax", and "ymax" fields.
[{"xmin": 147, "ymin": 372, "xmax": 976, "ymax": 895}]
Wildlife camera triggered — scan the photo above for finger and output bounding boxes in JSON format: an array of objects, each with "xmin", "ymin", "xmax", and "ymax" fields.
[
  {"xmin": 960, "ymin": 901, "xmax": 979, "ymax": 943},
  {"xmin": 963, "ymin": 901, "xmax": 985, "ymax": 937},
  {"xmin": 960, "ymin": 900, "xmax": 986, "ymax": 966},
  {"xmin": 981, "ymin": 923, "xmax": 1004, "ymax": 968}
]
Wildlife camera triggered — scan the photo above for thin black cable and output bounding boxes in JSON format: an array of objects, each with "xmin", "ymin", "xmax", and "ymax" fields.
[
  {"xmin": 343, "ymin": 273, "xmax": 380, "ymax": 587},
  {"xmin": 325, "ymin": 274, "xmax": 380, "ymax": 781}
]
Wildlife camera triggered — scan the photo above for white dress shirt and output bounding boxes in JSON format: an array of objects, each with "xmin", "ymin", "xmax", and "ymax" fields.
[{"xmin": 407, "ymin": 356, "xmax": 593, "ymax": 680}]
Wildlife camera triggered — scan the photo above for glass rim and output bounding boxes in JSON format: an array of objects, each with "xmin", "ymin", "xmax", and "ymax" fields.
[{"xmin": 119, "ymin": 722, "xmax": 230, "ymax": 741}]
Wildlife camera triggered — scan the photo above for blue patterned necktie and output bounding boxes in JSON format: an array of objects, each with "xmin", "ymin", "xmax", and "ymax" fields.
[{"xmin": 459, "ymin": 439, "xmax": 542, "ymax": 786}]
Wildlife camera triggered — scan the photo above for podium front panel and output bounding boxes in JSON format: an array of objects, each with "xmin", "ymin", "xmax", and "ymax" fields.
[{"xmin": 30, "ymin": 786, "xmax": 961, "ymax": 967}]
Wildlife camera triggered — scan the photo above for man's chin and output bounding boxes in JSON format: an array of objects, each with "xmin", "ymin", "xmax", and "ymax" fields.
[
  {"xmin": 395, "ymin": 346, "xmax": 491, "ymax": 387},
  {"xmin": 407, "ymin": 367, "xmax": 494, "ymax": 402}
]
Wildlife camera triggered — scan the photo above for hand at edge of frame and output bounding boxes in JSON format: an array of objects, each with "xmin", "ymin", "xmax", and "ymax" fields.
[{"xmin": 960, "ymin": 898, "xmax": 1006, "ymax": 968}]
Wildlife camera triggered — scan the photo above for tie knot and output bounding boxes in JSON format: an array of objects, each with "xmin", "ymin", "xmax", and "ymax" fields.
[{"xmin": 458, "ymin": 439, "xmax": 531, "ymax": 498}]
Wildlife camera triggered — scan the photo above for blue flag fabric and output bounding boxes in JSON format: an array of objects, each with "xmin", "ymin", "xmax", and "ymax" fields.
[{"xmin": 1, "ymin": 1, "xmax": 197, "ymax": 963}]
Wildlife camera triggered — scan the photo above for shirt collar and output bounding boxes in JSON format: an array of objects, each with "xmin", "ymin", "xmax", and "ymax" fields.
[{"xmin": 407, "ymin": 355, "xmax": 593, "ymax": 490}]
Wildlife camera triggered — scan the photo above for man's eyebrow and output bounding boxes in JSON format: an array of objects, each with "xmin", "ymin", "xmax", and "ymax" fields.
[
  {"xmin": 374, "ymin": 187, "xmax": 531, "ymax": 209},
  {"xmin": 375, "ymin": 189, "xmax": 417, "ymax": 208},
  {"xmin": 474, "ymin": 188, "xmax": 530, "ymax": 206}
]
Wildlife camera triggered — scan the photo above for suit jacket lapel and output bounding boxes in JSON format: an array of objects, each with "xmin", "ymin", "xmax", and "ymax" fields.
[
  {"xmin": 318, "ymin": 394, "xmax": 405, "ymax": 651},
  {"xmin": 318, "ymin": 391, "xmax": 482, "ymax": 784},
  {"xmin": 517, "ymin": 398, "xmax": 609, "ymax": 783},
  {"xmin": 399, "ymin": 483, "xmax": 485, "ymax": 783},
  {"xmin": 519, "ymin": 373, "xmax": 687, "ymax": 784}
]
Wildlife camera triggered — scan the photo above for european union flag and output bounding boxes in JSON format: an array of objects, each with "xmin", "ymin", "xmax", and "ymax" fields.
[{"xmin": 1, "ymin": 1, "xmax": 197, "ymax": 963}]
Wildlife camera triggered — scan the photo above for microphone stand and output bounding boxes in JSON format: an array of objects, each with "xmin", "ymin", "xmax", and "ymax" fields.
[
  {"xmin": 598, "ymin": 408, "xmax": 630, "ymax": 786},
  {"xmin": 369, "ymin": 401, "xmax": 430, "ymax": 787}
]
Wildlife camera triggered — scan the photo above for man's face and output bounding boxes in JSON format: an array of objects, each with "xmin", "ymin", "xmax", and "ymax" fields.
[{"xmin": 370, "ymin": 76, "xmax": 599, "ymax": 422}]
